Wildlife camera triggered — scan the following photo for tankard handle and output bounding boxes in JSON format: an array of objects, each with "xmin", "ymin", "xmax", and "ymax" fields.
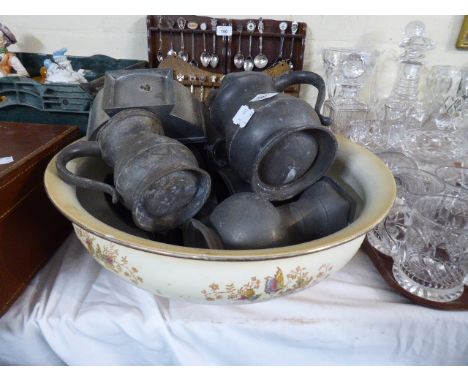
[
  {"xmin": 56, "ymin": 140, "xmax": 119, "ymax": 204},
  {"xmin": 273, "ymin": 71, "xmax": 332, "ymax": 126}
]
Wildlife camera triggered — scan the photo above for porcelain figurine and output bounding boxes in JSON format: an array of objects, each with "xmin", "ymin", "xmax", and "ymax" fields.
[
  {"xmin": 0, "ymin": 22, "xmax": 29, "ymax": 77},
  {"xmin": 44, "ymin": 48, "xmax": 87, "ymax": 84}
]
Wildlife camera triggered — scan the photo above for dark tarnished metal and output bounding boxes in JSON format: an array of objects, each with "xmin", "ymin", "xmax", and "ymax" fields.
[
  {"xmin": 182, "ymin": 218, "xmax": 224, "ymax": 250},
  {"xmin": 200, "ymin": 178, "xmax": 356, "ymax": 250},
  {"xmin": 86, "ymin": 89, "xmax": 110, "ymax": 140},
  {"xmin": 216, "ymin": 167, "xmax": 252, "ymax": 196},
  {"xmin": 102, "ymin": 69, "xmax": 176, "ymax": 117},
  {"xmin": 208, "ymin": 70, "xmax": 337, "ymax": 201},
  {"xmin": 56, "ymin": 108, "xmax": 211, "ymax": 232},
  {"xmin": 161, "ymin": 80, "xmax": 206, "ymax": 142},
  {"xmin": 87, "ymin": 68, "xmax": 206, "ymax": 143}
]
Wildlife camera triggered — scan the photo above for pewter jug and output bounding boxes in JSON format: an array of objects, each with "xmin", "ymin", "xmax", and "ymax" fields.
[
  {"xmin": 183, "ymin": 178, "xmax": 355, "ymax": 250},
  {"xmin": 208, "ymin": 71, "xmax": 336, "ymax": 201},
  {"xmin": 56, "ymin": 109, "xmax": 211, "ymax": 232}
]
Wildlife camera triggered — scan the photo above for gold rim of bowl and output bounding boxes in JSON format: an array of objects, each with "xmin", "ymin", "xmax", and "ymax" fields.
[{"xmin": 44, "ymin": 135, "xmax": 396, "ymax": 262}]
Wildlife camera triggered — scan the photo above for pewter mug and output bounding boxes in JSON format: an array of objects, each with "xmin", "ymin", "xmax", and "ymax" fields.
[
  {"xmin": 208, "ymin": 71, "xmax": 336, "ymax": 201},
  {"xmin": 56, "ymin": 108, "xmax": 211, "ymax": 232},
  {"xmin": 183, "ymin": 178, "xmax": 356, "ymax": 250}
]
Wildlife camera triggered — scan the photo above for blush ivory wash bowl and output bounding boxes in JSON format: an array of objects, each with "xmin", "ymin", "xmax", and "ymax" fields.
[{"xmin": 44, "ymin": 136, "xmax": 396, "ymax": 304}]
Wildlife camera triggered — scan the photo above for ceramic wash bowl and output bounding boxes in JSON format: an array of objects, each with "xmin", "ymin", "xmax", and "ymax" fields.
[{"xmin": 44, "ymin": 136, "xmax": 395, "ymax": 304}]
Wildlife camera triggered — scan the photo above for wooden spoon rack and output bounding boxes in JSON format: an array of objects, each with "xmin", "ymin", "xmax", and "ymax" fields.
[{"xmin": 146, "ymin": 15, "xmax": 307, "ymax": 100}]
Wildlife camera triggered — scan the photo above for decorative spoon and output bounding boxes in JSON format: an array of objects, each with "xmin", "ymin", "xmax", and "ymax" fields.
[
  {"xmin": 210, "ymin": 75, "xmax": 217, "ymax": 86},
  {"xmin": 286, "ymin": 21, "xmax": 299, "ymax": 69},
  {"xmin": 243, "ymin": 20, "xmax": 256, "ymax": 71},
  {"xmin": 188, "ymin": 21, "xmax": 198, "ymax": 66},
  {"xmin": 176, "ymin": 73, "xmax": 185, "ymax": 82},
  {"xmin": 199, "ymin": 23, "xmax": 211, "ymax": 67},
  {"xmin": 156, "ymin": 16, "xmax": 164, "ymax": 63},
  {"xmin": 274, "ymin": 21, "xmax": 288, "ymax": 64},
  {"xmin": 177, "ymin": 17, "xmax": 188, "ymax": 61},
  {"xmin": 226, "ymin": 19, "xmax": 233, "ymax": 72},
  {"xmin": 233, "ymin": 23, "xmax": 244, "ymax": 69},
  {"xmin": 166, "ymin": 18, "xmax": 177, "ymax": 57},
  {"xmin": 210, "ymin": 18, "xmax": 219, "ymax": 68},
  {"xmin": 190, "ymin": 75, "xmax": 196, "ymax": 94},
  {"xmin": 199, "ymin": 75, "xmax": 206, "ymax": 101},
  {"xmin": 254, "ymin": 17, "xmax": 268, "ymax": 69}
]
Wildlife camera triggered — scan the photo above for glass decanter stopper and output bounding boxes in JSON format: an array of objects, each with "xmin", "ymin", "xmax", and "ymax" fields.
[{"xmin": 322, "ymin": 48, "xmax": 378, "ymax": 136}]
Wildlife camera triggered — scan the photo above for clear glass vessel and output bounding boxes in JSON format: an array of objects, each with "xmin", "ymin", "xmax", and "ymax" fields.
[
  {"xmin": 403, "ymin": 129, "xmax": 465, "ymax": 172},
  {"xmin": 367, "ymin": 200, "xmax": 411, "ymax": 258},
  {"xmin": 435, "ymin": 166, "xmax": 468, "ymax": 199},
  {"xmin": 376, "ymin": 151, "xmax": 418, "ymax": 172},
  {"xmin": 385, "ymin": 21, "xmax": 435, "ymax": 131},
  {"xmin": 367, "ymin": 167, "xmax": 445, "ymax": 258},
  {"xmin": 392, "ymin": 195, "xmax": 468, "ymax": 302},
  {"xmin": 392, "ymin": 167, "xmax": 446, "ymax": 206},
  {"xmin": 388, "ymin": 21, "xmax": 435, "ymax": 106},
  {"xmin": 322, "ymin": 48, "xmax": 378, "ymax": 136},
  {"xmin": 423, "ymin": 65, "xmax": 462, "ymax": 130},
  {"xmin": 347, "ymin": 119, "xmax": 386, "ymax": 152}
]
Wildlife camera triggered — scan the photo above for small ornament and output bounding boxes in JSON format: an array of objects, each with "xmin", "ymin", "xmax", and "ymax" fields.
[
  {"xmin": 0, "ymin": 22, "xmax": 29, "ymax": 78},
  {"xmin": 44, "ymin": 48, "xmax": 88, "ymax": 84}
]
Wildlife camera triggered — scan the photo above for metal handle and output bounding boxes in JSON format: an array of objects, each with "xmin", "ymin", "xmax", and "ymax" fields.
[
  {"xmin": 56, "ymin": 140, "xmax": 119, "ymax": 203},
  {"xmin": 278, "ymin": 35, "xmax": 284, "ymax": 58},
  {"xmin": 180, "ymin": 31, "xmax": 185, "ymax": 50},
  {"xmin": 169, "ymin": 30, "xmax": 174, "ymax": 50},
  {"xmin": 289, "ymin": 36, "xmax": 295, "ymax": 59},
  {"xmin": 191, "ymin": 32, "xmax": 195, "ymax": 58},
  {"xmin": 274, "ymin": 71, "xmax": 332, "ymax": 126}
]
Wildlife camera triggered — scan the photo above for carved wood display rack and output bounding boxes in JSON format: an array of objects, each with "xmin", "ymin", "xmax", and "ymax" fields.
[{"xmin": 146, "ymin": 15, "xmax": 307, "ymax": 101}]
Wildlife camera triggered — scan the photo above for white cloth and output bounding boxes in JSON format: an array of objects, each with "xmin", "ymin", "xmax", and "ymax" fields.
[{"xmin": 0, "ymin": 234, "xmax": 467, "ymax": 366}]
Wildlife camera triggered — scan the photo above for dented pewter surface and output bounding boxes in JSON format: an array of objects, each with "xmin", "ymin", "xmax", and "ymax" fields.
[{"xmin": 56, "ymin": 109, "xmax": 211, "ymax": 233}]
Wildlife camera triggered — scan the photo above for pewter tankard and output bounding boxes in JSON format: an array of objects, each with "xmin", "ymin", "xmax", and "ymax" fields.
[
  {"xmin": 56, "ymin": 108, "xmax": 211, "ymax": 232},
  {"xmin": 208, "ymin": 71, "xmax": 336, "ymax": 201}
]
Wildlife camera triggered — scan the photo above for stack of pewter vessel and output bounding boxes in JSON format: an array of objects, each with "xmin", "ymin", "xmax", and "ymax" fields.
[{"xmin": 56, "ymin": 68, "xmax": 357, "ymax": 250}]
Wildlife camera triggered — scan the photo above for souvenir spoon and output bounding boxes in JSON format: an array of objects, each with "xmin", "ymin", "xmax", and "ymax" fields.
[
  {"xmin": 199, "ymin": 23, "xmax": 211, "ymax": 67},
  {"xmin": 210, "ymin": 75, "xmax": 217, "ymax": 86},
  {"xmin": 188, "ymin": 21, "xmax": 199, "ymax": 66},
  {"xmin": 254, "ymin": 17, "xmax": 268, "ymax": 69},
  {"xmin": 166, "ymin": 18, "xmax": 177, "ymax": 57},
  {"xmin": 286, "ymin": 21, "xmax": 299, "ymax": 69},
  {"xmin": 190, "ymin": 75, "xmax": 196, "ymax": 94},
  {"xmin": 176, "ymin": 73, "xmax": 185, "ymax": 83},
  {"xmin": 156, "ymin": 16, "xmax": 164, "ymax": 63},
  {"xmin": 177, "ymin": 17, "xmax": 189, "ymax": 62},
  {"xmin": 199, "ymin": 75, "xmax": 206, "ymax": 101},
  {"xmin": 210, "ymin": 18, "xmax": 219, "ymax": 68},
  {"xmin": 233, "ymin": 23, "xmax": 244, "ymax": 69},
  {"xmin": 274, "ymin": 21, "xmax": 288, "ymax": 64},
  {"xmin": 243, "ymin": 20, "xmax": 256, "ymax": 71},
  {"xmin": 226, "ymin": 19, "xmax": 233, "ymax": 72}
]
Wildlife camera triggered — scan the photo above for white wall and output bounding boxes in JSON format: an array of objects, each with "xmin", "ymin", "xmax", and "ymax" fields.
[{"xmin": 1, "ymin": 15, "xmax": 467, "ymax": 104}]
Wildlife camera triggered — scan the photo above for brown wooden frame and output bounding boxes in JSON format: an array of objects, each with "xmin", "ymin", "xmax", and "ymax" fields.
[{"xmin": 456, "ymin": 15, "xmax": 468, "ymax": 49}]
